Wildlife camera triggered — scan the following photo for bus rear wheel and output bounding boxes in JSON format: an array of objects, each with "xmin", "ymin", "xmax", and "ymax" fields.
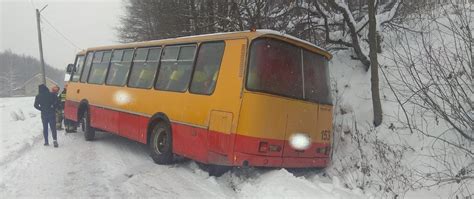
[
  {"xmin": 81, "ymin": 108, "xmax": 95, "ymax": 141},
  {"xmin": 149, "ymin": 122, "xmax": 173, "ymax": 164}
]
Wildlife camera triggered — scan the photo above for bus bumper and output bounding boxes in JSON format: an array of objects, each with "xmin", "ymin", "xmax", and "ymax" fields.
[{"xmin": 232, "ymin": 152, "xmax": 330, "ymax": 168}]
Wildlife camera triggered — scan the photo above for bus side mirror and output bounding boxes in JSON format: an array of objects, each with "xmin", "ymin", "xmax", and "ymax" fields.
[{"xmin": 66, "ymin": 64, "xmax": 75, "ymax": 73}]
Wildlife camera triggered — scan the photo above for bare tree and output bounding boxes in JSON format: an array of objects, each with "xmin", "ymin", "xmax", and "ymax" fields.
[
  {"xmin": 387, "ymin": 3, "xmax": 473, "ymax": 141},
  {"xmin": 312, "ymin": 0, "xmax": 402, "ymax": 70},
  {"xmin": 0, "ymin": 54, "xmax": 18, "ymax": 96},
  {"xmin": 117, "ymin": 0, "xmax": 292, "ymax": 42},
  {"xmin": 368, "ymin": 0, "xmax": 383, "ymax": 126},
  {"xmin": 382, "ymin": 2, "xmax": 473, "ymax": 196}
]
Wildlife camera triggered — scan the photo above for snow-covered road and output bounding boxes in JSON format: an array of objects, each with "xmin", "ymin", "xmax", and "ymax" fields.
[
  {"xmin": 1, "ymin": 130, "xmax": 236, "ymax": 198},
  {"xmin": 0, "ymin": 97, "xmax": 367, "ymax": 198}
]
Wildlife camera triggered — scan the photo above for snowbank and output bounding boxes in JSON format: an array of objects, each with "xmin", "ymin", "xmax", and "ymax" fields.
[{"xmin": 0, "ymin": 97, "xmax": 43, "ymax": 164}]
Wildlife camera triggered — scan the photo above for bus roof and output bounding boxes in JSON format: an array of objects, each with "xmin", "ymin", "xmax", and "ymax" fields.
[{"xmin": 79, "ymin": 30, "xmax": 332, "ymax": 59}]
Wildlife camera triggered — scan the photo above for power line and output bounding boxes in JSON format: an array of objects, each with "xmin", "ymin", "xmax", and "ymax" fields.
[
  {"xmin": 40, "ymin": 15, "xmax": 82, "ymax": 51},
  {"xmin": 29, "ymin": 1, "xmax": 82, "ymax": 51}
]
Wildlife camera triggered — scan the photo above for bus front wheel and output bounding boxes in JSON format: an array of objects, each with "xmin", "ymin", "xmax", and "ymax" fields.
[
  {"xmin": 81, "ymin": 108, "xmax": 95, "ymax": 141},
  {"xmin": 149, "ymin": 122, "xmax": 173, "ymax": 164}
]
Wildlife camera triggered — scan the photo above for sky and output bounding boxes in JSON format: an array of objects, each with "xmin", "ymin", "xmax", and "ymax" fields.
[{"xmin": 0, "ymin": 0, "xmax": 123, "ymax": 70}]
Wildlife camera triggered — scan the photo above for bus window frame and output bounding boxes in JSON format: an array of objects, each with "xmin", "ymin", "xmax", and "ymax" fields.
[
  {"xmin": 154, "ymin": 43, "xmax": 198, "ymax": 93},
  {"xmin": 188, "ymin": 40, "xmax": 226, "ymax": 96},
  {"xmin": 80, "ymin": 51, "xmax": 95, "ymax": 83},
  {"xmin": 302, "ymin": 49, "xmax": 333, "ymax": 105},
  {"xmin": 245, "ymin": 37, "xmax": 331, "ymax": 103},
  {"xmin": 127, "ymin": 46, "xmax": 162, "ymax": 90},
  {"xmin": 70, "ymin": 54, "xmax": 85, "ymax": 82},
  {"xmin": 104, "ymin": 48, "xmax": 136, "ymax": 87},
  {"xmin": 87, "ymin": 50, "xmax": 112, "ymax": 85}
]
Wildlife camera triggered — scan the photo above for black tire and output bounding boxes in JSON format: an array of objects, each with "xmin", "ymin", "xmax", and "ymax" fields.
[
  {"xmin": 149, "ymin": 122, "xmax": 173, "ymax": 164},
  {"xmin": 81, "ymin": 108, "xmax": 95, "ymax": 141}
]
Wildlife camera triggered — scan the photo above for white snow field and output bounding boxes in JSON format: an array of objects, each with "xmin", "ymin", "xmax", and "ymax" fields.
[{"xmin": 0, "ymin": 97, "xmax": 367, "ymax": 198}]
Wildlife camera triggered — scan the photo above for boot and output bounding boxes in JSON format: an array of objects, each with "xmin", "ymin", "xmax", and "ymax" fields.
[{"xmin": 53, "ymin": 140, "xmax": 58, "ymax": 148}]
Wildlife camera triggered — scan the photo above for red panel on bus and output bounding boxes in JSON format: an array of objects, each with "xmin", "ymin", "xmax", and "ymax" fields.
[
  {"xmin": 118, "ymin": 112, "xmax": 147, "ymax": 144},
  {"xmin": 89, "ymin": 106, "xmax": 102, "ymax": 130},
  {"xmin": 281, "ymin": 141, "xmax": 330, "ymax": 158},
  {"xmin": 233, "ymin": 134, "xmax": 284, "ymax": 157},
  {"xmin": 171, "ymin": 123, "xmax": 209, "ymax": 163},
  {"xmin": 64, "ymin": 100, "xmax": 79, "ymax": 121},
  {"xmin": 89, "ymin": 105, "xmax": 119, "ymax": 134},
  {"xmin": 232, "ymin": 133, "xmax": 330, "ymax": 168},
  {"xmin": 207, "ymin": 130, "xmax": 231, "ymax": 155},
  {"xmin": 105, "ymin": 108, "xmax": 119, "ymax": 134}
]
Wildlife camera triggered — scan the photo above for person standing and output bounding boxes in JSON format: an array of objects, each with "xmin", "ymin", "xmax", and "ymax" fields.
[
  {"xmin": 51, "ymin": 86, "xmax": 63, "ymax": 130},
  {"xmin": 58, "ymin": 85, "xmax": 67, "ymax": 131},
  {"xmin": 34, "ymin": 84, "xmax": 59, "ymax": 147}
]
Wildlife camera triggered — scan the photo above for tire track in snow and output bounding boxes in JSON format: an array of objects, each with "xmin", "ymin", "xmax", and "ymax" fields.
[
  {"xmin": 0, "ymin": 133, "xmax": 43, "ymax": 166},
  {"xmin": 62, "ymin": 131, "xmax": 116, "ymax": 198}
]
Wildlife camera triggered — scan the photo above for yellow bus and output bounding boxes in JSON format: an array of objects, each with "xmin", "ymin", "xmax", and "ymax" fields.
[{"xmin": 64, "ymin": 30, "xmax": 333, "ymax": 174}]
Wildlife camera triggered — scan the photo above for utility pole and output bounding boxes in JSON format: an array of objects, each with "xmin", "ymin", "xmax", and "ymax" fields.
[{"xmin": 35, "ymin": 5, "xmax": 48, "ymax": 85}]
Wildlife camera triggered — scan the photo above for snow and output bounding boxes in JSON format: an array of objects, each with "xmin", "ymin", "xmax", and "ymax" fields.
[
  {"xmin": 0, "ymin": 97, "xmax": 368, "ymax": 198},
  {"xmin": 325, "ymin": 4, "xmax": 473, "ymax": 197},
  {"xmin": 327, "ymin": 47, "xmax": 472, "ymax": 199},
  {"xmin": 0, "ymin": 97, "xmax": 42, "ymax": 164},
  {"xmin": 231, "ymin": 170, "xmax": 367, "ymax": 199}
]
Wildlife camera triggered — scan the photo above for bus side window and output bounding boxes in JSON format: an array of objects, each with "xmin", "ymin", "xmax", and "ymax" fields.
[
  {"xmin": 106, "ymin": 49, "xmax": 133, "ymax": 86},
  {"xmin": 71, "ymin": 55, "xmax": 85, "ymax": 82},
  {"xmin": 128, "ymin": 47, "xmax": 161, "ymax": 89},
  {"xmin": 190, "ymin": 41, "xmax": 225, "ymax": 95},
  {"xmin": 80, "ymin": 52, "xmax": 94, "ymax": 83},
  {"xmin": 88, "ymin": 51, "xmax": 111, "ymax": 84},
  {"xmin": 155, "ymin": 45, "xmax": 196, "ymax": 92}
]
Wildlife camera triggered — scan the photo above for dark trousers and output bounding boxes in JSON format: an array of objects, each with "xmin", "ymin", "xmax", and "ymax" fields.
[{"xmin": 41, "ymin": 113, "xmax": 57, "ymax": 144}]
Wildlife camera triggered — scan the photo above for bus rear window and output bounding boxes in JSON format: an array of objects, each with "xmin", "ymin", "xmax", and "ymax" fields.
[
  {"xmin": 247, "ymin": 38, "xmax": 332, "ymax": 104},
  {"xmin": 303, "ymin": 50, "xmax": 332, "ymax": 104},
  {"xmin": 247, "ymin": 38, "xmax": 303, "ymax": 99}
]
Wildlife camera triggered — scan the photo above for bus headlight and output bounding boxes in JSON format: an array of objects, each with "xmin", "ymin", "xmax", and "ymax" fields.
[{"xmin": 289, "ymin": 133, "xmax": 311, "ymax": 150}]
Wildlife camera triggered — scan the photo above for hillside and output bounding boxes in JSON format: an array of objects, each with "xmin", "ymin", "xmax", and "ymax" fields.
[
  {"xmin": 327, "ymin": 3, "xmax": 473, "ymax": 198},
  {"xmin": 0, "ymin": 50, "xmax": 65, "ymax": 97}
]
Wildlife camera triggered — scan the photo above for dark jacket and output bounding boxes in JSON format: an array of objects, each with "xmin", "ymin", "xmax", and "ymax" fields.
[{"xmin": 34, "ymin": 84, "xmax": 59, "ymax": 116}]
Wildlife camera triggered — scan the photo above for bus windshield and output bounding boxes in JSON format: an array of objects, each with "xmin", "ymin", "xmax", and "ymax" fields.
[{"xmin": 247, "ymin": 38, "xmax": 332, "ymax": 105}]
